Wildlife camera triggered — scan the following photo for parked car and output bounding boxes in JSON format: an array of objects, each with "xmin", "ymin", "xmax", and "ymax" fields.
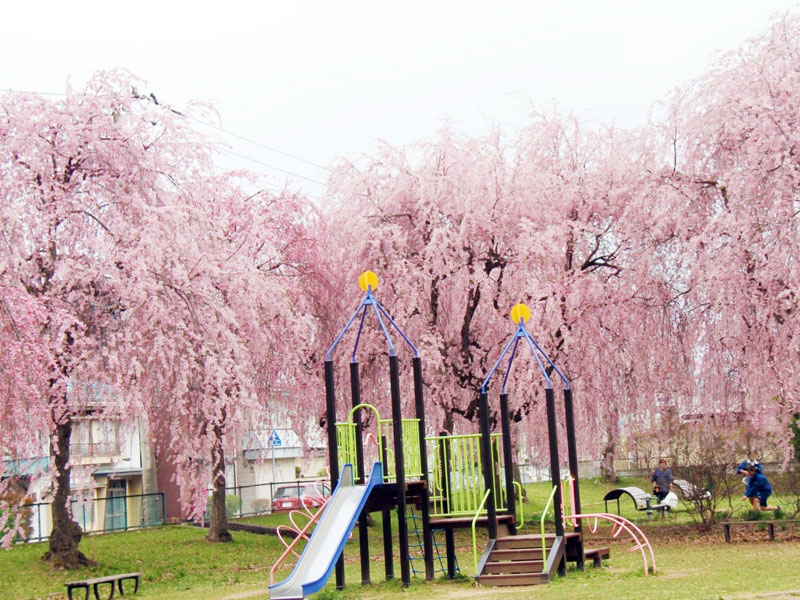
[{"xmin": 271, "ymin": 482, "xmax": 331, "ymax": 513}]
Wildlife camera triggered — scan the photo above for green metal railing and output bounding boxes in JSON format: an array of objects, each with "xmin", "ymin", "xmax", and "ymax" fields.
[
  {"xmin": 335, "ymin": 403, "xmax": 422, "ymax": 482},
  {"xmin": 336, "ymin": 407, "xmax": 511, "ymax": 520},
  {"xmin": 381, "ymin": 417, "xmax": 423, "ymax": 481},
  {"xmin": 540, "ymin": 484, "xmax": 559, "ymax": 564},
  {"xmin": 471, "ymin": 489, "xmax": 492, "ymax": 576},
  {"xmin": 428, "ymin": 432, "xmax": 506, "ymax": 517}
]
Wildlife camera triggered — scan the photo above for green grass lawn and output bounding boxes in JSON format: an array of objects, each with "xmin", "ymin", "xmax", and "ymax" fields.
[{"xmin": 2, "ymin": 477, "xmax": 798, "ymax": 600}]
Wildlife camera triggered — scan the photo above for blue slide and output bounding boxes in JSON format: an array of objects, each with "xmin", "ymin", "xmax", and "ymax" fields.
[{"xmin": 269, "ymin": 462, "xmax": 382, "ymax": 600}]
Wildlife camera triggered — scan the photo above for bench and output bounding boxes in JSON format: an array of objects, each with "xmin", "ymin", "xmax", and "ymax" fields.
[
  {"xmin": 721, "ymin": 519, "xmax": 800, "ymax": 543},
  {"xmin": 602, "ymin": 486, "xmax": 677, "ymax": 519},
  {"xmin": 672, "ymin": 479, "xmax": 711, "ymax": 502},
  {"xmin": 65, "ymin": 572, "xmax": 140, "ymax": 600},
  {"xmin": 603, "ymin": 487, "xmax": 653, "ymax": 513}
]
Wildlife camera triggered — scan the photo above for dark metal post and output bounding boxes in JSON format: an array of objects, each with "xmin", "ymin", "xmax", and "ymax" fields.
[
  {"xmin": 563, "ymin": 387, "xmax": 584, "ymax": 569},
  {"xmin": 545, "ymin": 387, "xmax": 566, "ymax": 575},
  {"xmin": 479, "ymin": 392, "xmax": 498, "ymax": 540},
  {"xmin": 351, "ymin": 362, "xmax": 370, "ymax": 585},
  {"xmin": 445, "ymin": 529, "xmax": 456, "ymax": 578},
  {"xmin": 499, "ymin": 393, "xmax": 516, "ymax": 534},
  {"xmin": 413, "ymin": 357, "xmax": 434, "ymax": 581},
  {"xmin": 389, "ymin": 355, "xmax": 411, "ymax": 587},
  {"xmin": 324, "ymin": 360, "xmax": 345, "ymax": 590},
  {"xmin": 350, "ymin": 362, "xmax": 366, "ymax": 482},
  {"xmin": 381, "ymin": 435, "xmax": 394, "ymax": 580}
]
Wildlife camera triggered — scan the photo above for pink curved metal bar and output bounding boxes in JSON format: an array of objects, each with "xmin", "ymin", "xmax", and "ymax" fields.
[
  {"xmin": 270, "ymin": 496, "xmax": 332, "ymax": 585},
  {"xmin": 566, "ymin": 512, "xmax": 656, "ymax": 575},
  {"xmin": 288, "ymin": 510, "xmax": 314, "ymax": 538},
  {"xmin": 277, "ymin": 480, "xmax": 353, "ymax": 556},
  {"xmin": 567, "ymin": 477, "xmax": 579, "ymax": 528},
  {"xmin": 275, "ymin": 524, "xmax": 305, "ymax": 558}
]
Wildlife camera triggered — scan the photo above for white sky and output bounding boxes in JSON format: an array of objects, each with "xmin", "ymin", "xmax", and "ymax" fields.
[{"xmin": 2, "ymin": 1, "xmax": 798, "ymax": 196}]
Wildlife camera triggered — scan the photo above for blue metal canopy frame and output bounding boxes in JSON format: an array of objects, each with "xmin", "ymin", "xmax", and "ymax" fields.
[
  {"xmin": 481, "ymin": 317, "xmax": 570, "ymax": 394},
  {"xmin": 322, "ymin": 279, "xmax": 431, "ymax": 587},
  {"xmin": 477, "ymin": 310, "xmax": 581, "ymax": 569},
  {"xmin": 326, "ymin": 285, "xmax": 418, "ymax": 362}
]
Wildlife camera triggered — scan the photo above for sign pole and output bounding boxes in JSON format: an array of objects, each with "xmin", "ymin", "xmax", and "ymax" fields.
[{"xmin": 268, "ymin": 430, "xmax": 282, "ymax": 484}]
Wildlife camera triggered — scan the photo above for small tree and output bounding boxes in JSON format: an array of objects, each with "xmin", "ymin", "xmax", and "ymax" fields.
[{"xmin": 672, "ymin": 420, "xmax": 747, "ymax": 530}]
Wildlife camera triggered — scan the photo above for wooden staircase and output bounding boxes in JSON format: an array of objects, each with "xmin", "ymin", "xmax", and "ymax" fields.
[{"xmin": 476, "ymin": 532, "xmax": 610, "ymax": 587}]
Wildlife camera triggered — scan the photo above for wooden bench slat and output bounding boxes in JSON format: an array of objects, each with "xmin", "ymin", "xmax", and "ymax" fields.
[{"xmin": 66, "ymin": 573, "xmax": 141, "ymax": 586}]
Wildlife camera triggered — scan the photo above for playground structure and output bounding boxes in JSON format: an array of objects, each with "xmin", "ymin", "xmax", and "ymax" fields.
[{"xmin": 270, "ymin": 272, "xmax": 653, "ymax": 598}]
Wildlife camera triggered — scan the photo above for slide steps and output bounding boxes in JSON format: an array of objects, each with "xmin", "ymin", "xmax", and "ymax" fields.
[{"xmin": 476, "ymin": 531, "xmax": 609, "ymax": 587}]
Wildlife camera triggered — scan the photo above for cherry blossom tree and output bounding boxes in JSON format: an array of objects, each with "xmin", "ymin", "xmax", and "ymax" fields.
[
  {"xmin": 654, "ymin": 12, "xmax": 800, "ymax": 459},
  {"xmin": 0, "ymin": 71, "xmax": 228, "ymax": 565},
  {"xmin": 115, "ymin": 174, "xmax": 317, "ymax": 542},
  {"xmin": 0, "ymin": 289, "xmax": 66, "ymax": 547},
  {"xmin": 321, "ymin": 120, "xmax": 689, "ymax": 476},
  {"xmin": 318, "ymin": 12, "xmax": 800, "ymax": 475}
]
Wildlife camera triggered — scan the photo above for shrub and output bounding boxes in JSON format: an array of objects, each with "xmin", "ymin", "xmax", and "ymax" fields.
[
  {"xmin": 772, "ymin": 463, "xmax": 800, "ymax": 519},
  {"xmin": 204, "ymin": 494, "xmax": 242, "ymax": 520},
  {"xmin": 0, "ymin": 488, "xmax": 34, "ymax": 544},
  {"xmin": 742, "ymin": 509, "xmax": 765, "ymax": 521},
  {"xmin": 250, "ymin": 498, "xmax": 270, "ymax": 514}
]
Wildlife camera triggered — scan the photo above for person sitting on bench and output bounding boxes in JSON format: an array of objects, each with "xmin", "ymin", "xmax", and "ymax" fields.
[
  {"xmin": 651, "ymin": 459, "xmax": 674, "ymax": 503},
  {"xmin": 742, "ymin": 464, "xmax": 779, "ymax": 512}
]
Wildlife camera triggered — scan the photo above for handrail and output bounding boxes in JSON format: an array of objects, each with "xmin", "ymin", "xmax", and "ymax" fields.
[
  {"xmin": 471, "ymin": 488, "xmax": 492, "ymax": 575},
  {"xmin": 513, "ymin": 481, "xmax": 525, "ymax": 529},
  {"xmin": 269, "ymin": 497, "xmax": 331, "ymax": 585},
  {"xmin": 540, "ymin": 484, "xmax": 559, "ymax": 564}
]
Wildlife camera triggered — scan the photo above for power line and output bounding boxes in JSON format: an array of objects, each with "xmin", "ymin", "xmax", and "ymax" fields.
[
  {"xmin": 184, "ymin": 114, "xmax": 329, "ymax": 170},
  {"xmin": 0, "ymin": 87, "xmax": 329, "ymax": 184},
  {"xmin": 218, "ymin": 147, "xmax": 326, "ymax": 185}
]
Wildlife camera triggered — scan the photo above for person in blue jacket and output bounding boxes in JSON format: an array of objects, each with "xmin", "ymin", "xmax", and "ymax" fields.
[
  {"xmin": 736, "ymin": 451, "xmax": 763, "ymax": 477},
  {"xmin": 742, "ymin": 464, "xmax": 778, "ymax": 512},
  {"xmin": 651, "ymin": 458, "xmax": 674, "ymax": 503}
]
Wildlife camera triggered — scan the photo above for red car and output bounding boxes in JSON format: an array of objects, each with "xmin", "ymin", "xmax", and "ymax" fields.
[{"xmin": 271, "ymin": 483, "xmax": 331, "ymax": 513}]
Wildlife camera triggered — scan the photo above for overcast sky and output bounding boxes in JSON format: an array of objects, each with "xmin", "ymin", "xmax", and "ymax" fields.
[{"xmin": 2, "ymin": 1, "xmax": 798, "ymax": 196}]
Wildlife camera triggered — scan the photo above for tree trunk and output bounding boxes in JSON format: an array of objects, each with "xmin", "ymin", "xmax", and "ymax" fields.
[
  {"xmin": 138, "ymin": 417, "xmax": 161, "ymax": 526},
  {"xmin": 600, "ymin": 436, "xmax": 618, "ymax": 484},
  {"xmin": 205, "ymin": 429, "xmax": 233, "ymax": 543},
  {"xmin": 42, "ymin": 420, "xmax": 96, "ymax": 569},
  {"xmin": 510, "ymin": 438, "xmax": 528, "ymax": 503},
  {"xmin": 442, "ymin": 409, "xmax": 454, "ymax": 435},
  {"xmin": 511, "ymin": 462, "xmax": 529, "ymax": 503}
]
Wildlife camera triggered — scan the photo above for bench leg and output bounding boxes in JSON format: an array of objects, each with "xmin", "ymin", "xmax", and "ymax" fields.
[
  {"xmin": 118, "ymin": 575, "xmax": 139, "ymax": 596},
  {"xmin": 93, "ymin": 581, "xmax": 115, "ymax": 600},
  {"xmin": 723, "ymin": 524, "xmax": 730, "ymax": 543},
  {"xmin": 768, "ymin": 523, "xmax": 775, "ymax": 541},
  {"xmin": 67, "ymin": 584, "xmax": 90, "ymax": 600}
]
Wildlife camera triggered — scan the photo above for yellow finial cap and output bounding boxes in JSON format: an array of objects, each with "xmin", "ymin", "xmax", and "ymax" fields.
[
  {"xmin": 358, "ymin": 270, "xmax": 379, "ymax": 292},
  {"xmin": 510, "ymin": 303, "xmax": 530, "ymax": 324}
]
